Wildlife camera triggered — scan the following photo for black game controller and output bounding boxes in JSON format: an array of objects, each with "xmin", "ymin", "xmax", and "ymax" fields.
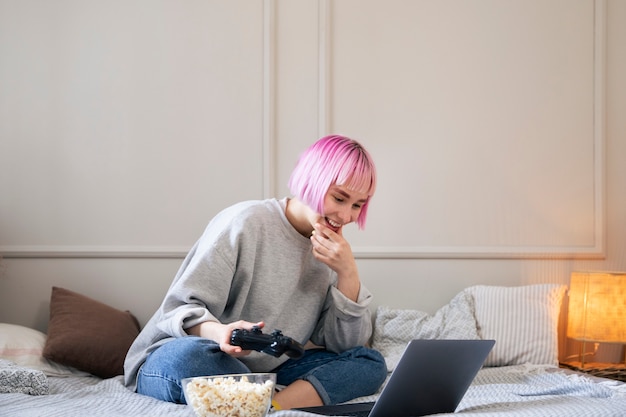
[{"xmin": 230, "ymin": 326, "xmax": 305, "ymax": 359}]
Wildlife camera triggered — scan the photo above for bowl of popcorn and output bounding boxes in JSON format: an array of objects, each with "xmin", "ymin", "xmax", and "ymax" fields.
[{"xmin": 182, "ymin": 373, "xmax": 277, "ymax": 417}]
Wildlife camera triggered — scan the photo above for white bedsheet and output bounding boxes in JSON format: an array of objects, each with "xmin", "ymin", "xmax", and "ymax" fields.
[
  {"xmin": 0, "ymin": 375, "xmax": 194, "ymax": 417},
  {"xmin": 1, "ymin": 365, "xmax": 625, "ymax": 417}
]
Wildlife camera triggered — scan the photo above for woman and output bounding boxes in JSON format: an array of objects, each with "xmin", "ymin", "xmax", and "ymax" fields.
[{"xmin": 123, "ymin": 135, "xmax": 387, "ymax": 409}]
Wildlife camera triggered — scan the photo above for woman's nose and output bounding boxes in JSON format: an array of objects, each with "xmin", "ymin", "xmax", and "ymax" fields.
[{"xmin": 339, "ymin": 206, "xmax": 353, "ymax": 224}]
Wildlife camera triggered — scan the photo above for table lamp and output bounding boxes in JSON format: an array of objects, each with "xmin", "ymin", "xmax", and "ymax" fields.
[{"xmin": 566, "ymin": 271, "xmax": 626, "ymax": 369}]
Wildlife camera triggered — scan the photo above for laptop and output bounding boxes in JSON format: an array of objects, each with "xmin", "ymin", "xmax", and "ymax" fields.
[{"xmin": 295, "ymin": 339, "xmax": 495, "ymax": 417}]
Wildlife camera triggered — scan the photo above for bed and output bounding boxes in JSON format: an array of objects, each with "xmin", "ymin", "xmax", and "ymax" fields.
[{"xmin": 2, "ymin": 284, "xmax": 625, "ymax": 416}]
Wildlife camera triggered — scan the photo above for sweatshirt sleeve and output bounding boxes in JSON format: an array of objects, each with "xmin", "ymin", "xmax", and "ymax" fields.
[
  {"xmin": 154, "ymin": 236, "xmax": 235, "ymax": 337},
  {"xmin": 309, "ymin": 284, "xmax": 374, "ymax": 353}
]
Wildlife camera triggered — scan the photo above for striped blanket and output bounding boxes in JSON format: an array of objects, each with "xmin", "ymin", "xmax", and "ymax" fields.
[{"xmin": 1, "ymin": 365, "xmax": 625, "ymax": 417}]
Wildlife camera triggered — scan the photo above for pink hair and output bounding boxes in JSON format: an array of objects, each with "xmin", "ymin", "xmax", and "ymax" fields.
[{"xmin": 288, "ymin": 135, "xmax": 377, "ymax": 229}]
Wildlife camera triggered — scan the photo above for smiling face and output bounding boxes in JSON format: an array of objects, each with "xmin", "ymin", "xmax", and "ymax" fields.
[
  {"xmin": 310, "ymin": 184, "xmax": 370, "ymax": 234},
  {"xmin": 288, "ymin": 135, "xmax": 377, "ymax": 230}
]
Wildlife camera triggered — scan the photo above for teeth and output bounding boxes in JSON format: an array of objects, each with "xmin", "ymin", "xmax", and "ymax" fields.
[{"xmin": 327, "ymin": 218, "xmax": 341, "ymax": 228}]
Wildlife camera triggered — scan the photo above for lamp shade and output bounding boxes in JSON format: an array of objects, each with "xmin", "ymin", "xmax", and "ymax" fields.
[{"xmin": 567, "ymin": 271, "xmax": 626, "ymax": 343}]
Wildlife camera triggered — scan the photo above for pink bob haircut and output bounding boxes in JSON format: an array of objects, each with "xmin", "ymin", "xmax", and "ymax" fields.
[{"xmin": 288, "ymin": 135, "xmax": 377, "ymax": 229}]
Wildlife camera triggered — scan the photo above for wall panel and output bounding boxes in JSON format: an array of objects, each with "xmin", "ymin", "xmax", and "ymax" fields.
[
  {"xmin": 0, "ymin": 0, "xmax": 269, "ymax": 257},
  {"xmin": 324, "ymin": 0, "xmax": 604, "ymax": 258}
]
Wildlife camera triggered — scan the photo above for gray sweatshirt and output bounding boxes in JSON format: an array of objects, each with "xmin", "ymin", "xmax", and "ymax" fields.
[{"xmin": 123, "ymin": 198, "xmax": 373, "ymax": 390}]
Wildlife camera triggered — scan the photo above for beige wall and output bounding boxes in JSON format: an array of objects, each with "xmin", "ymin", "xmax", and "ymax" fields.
[{"xmin": 1, "ymin": 0, "xmax": 624, "ymax": 362}]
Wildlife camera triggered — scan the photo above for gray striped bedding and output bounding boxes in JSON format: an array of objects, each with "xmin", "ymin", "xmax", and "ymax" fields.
[{"xmin": 1, "ymin": 365, "xmax": 625, "ymax": 416}]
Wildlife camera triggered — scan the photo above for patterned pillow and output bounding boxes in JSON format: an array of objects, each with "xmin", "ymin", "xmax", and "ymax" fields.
[
  {"xmin": 466, "ymin": 284, "xmax": 567, "ymax": 367},
  {"xmin": 372, "ymin": 290, "xmax": 479, "ymax": 371}
]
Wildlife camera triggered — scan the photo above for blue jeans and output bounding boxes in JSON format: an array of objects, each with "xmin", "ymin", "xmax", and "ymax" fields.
[{"xmin": 136, "ymin": 336, "xmax": 387, "ymax": 405}]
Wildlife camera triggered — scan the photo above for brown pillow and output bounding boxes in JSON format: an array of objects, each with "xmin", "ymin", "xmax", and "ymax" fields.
[{"xmin": 42, "ymin": 286, "xmax": 140, "ymax": 378}]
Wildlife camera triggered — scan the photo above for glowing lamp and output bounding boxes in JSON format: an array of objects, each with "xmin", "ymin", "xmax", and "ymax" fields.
[{"xmin": 567, "ymin": 271, "xmax": 626, "ymax": 368}]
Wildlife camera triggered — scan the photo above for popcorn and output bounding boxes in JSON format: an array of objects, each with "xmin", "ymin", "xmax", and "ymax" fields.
[{"xmin": 185, "ymin": 375, "xmax": 274, "ymax": 417}]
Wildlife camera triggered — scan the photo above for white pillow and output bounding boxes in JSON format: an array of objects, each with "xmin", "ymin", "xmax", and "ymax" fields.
[
  {"xmin": 0, "ymin": 323, "xmax": 90, "ymax": 377},
  {"xmin": 372, "ymin": 290, "xmax": 479, "ymax": 371},
  {"xmin": 465, "ymin": 284, "xmax": 567, "ymax": 367}
]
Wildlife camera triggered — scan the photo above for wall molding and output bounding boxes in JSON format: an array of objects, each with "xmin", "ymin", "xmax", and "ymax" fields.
[
  {"xmin": 351, "ymin": 246, "xmax": 606, "ymax": 260},
  {"xmin": 263, "ymin": 0, "xmax": 277, "ymax": 198},
  {"xmin": 0, "ymin": 245, "xmax": 188, "ymax": 259},
  {"xmin": 1, "ymin": 241, "xmax": 605, "ymax": 259},
  {"xmin": 592, "ymin": 0, "xmax": 607, "ymax": 259},
  {"xmin": 317, "ymin": 0, "xmax": 331, "ymax": 136}
]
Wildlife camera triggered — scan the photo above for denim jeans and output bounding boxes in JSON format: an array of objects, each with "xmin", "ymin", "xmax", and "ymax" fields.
[{"xmin": 136, "ymin": 336, "xmax": 387, "ymax": 405}]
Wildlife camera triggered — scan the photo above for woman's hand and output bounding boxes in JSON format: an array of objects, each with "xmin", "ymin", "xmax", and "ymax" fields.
[
  {"xmin": 187, "ymin": 320, "xmax": 265, "ymax": 357},
  {"xmin": 310, "ymin": 223, "xmax": 360, "ymax": 301}
]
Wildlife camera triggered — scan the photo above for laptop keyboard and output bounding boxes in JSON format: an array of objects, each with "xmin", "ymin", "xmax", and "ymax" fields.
[
  {"xmin": 335, "ymin": 410, "xmax": 371, "ymax": 417},
  {"xmin": 294, "ymin": 401, "xmax": 375, "ymax": 416}
]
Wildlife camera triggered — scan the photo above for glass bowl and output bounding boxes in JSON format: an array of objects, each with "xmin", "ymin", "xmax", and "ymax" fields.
[{"xmin": 182, "ymin": 373, "xmax": 277, "ymax": 417}]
